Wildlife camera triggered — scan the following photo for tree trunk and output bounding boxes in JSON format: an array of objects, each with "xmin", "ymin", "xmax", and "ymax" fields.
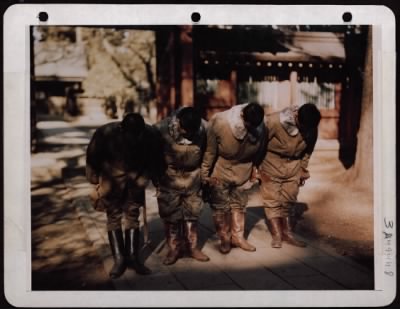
[{"xmin": 345, "ymin": 27, "xmax": 373, "ymax": 189}]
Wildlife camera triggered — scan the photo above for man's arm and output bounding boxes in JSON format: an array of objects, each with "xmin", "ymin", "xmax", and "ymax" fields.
[
  {"xmin": 86, "ymin": 130, "xmax": 102, "ymax": 184},
  {"xmin": 253, "ymin": 119, "xmax": 269, "ymax": 167},
  {"xmin": 251, "ymin": 122, "xmax": 268, "ymax": 184},
  {"xmin": 299, "ymin": 128, "xmax": 318, "ymax": 185},
  {"xmin": 258, "ymin": 115, "xmax": 277, "ymax": 184},
  {"xmin": 148, "ymin": 124, "xmax": 167, "ymax": 186},
  {"xmin": 200, "ymin": 117, "xmax": 219, "ymax": 185}
]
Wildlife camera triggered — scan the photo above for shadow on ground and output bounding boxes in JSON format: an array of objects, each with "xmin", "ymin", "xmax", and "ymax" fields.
[{"xmin": 30, "ymin": 116, "xmax": 374, "ymax": 291}]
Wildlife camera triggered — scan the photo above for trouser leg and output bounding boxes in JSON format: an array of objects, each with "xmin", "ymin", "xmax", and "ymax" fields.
[
  {"xmin": 183, "ymin": 220, "xmax": 210, "ymax": 262},
  {"xmin": 264, "ymin": 207, "xmax": 283, "ymax": 249},
  {"xmin": 280, "ymin": 181, "xmax": 306, "ymax": 247},
  {"xmin": 163, "ymin": 221, "xmax": 183, "ymax": 265},
  {"xmin": 100, "ymin": 175, "xmax": 127, "ymax": 278},
  {"xmin": 281, "ymin": 215, "xmax": 306, "ymax": 247},
  {"xmin": 230, "ymin": 187, "xmax": 256, "ymax": 252},
  {"xmin": 181, "ymin": 191, "xmax": 209, "ymax": 261},
  {"xmin": 212, "ymin": 210, "xmax": 231, "ymax": 254},
  {"xmin": 230, "ymin": 208, "xmax": 256, "ymax": 252},
  {"xmin": 157, "ymin": 189, "xmax": 184, "ymax": 265},
  {"xmin": 122, "ymin": 186, "xmax": 153, "ymax": 273},
  {"xmin": 260, "ymin": 174, "xmax": 286, "ymax": 248},
  {"xmin": 209, "ymin": 184, "xmax": 232, "ymax": 254}
]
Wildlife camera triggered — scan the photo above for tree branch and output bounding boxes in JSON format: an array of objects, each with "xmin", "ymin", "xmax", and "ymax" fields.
[{"xmin": 109, "ymin": 53, "xmax": 138, "ymax": 88}]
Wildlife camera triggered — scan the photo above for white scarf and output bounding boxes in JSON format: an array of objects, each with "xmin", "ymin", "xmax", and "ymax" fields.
[
  {"xmin": 279, "ymin": 105, "xmax": 299, "ymax": 137},
  {"xmin": 226, "ymin": 103, "xmax": 265, "ymax": 143},
  {"xmin": 227, "ymin": 104, "xmax": 248, "ymax": 140}
]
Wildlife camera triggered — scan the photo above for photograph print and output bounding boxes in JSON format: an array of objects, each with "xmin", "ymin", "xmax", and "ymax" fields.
[{"xmin": 30, "ymin": 24, "xmax": 374, "ymax": 292}]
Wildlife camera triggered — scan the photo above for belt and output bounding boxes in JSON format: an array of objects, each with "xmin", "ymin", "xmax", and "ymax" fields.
[
  {"xmin": 169, "ymin": 167, "xmax": 198, "ymax": 174},
  {"xmin": 268, "ymin": 150, "xmax": 301, "ymax": 161}
]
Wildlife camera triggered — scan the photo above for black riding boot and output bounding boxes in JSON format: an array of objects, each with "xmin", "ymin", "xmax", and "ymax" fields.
[
  {"xmin": 125, "ymin": 228, "xmax": 152, "ymax": 275},
  {"xmin": 107, "ymin": 229, "xmax": 127, "ymax": 279}
]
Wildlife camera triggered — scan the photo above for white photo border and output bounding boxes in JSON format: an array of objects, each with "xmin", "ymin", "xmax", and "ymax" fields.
[{"xmin": 3, "ymin": 4, "xmax": 396, "ymax": 307}]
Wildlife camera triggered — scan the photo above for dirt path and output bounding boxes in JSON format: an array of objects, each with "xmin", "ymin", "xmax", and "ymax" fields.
[
  {"xmin": 30, "ymin": 117, "xmax": 375, "ymax": 290},
  {"xmin": 245, "ymin": 143, "xmax": 374, "ymax": 268},
  {"xmin": 31, "ymin": 141, "xmax": 113, "ymax": 290},
  {"xmin": 296, "ymin": 149, "xmax": 374, "ymax": 268}
]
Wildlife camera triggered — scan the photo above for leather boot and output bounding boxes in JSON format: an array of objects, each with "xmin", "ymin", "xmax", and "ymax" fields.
[
  {"xmin": 231, "ymin": 209, "xmax": 256, "ymax": 252},
  {"xmin": 281, "ymin": 217, "xmax": 307, "ymax": 247},
  {"xmin": 163, "ymin": 222, "xmax": 182, "ymax": 265},
  {"xmin": 124, "ymin": 228, "xmax": 151, "ymax": 275},
  {"xmin": 184, "ymin": 221, "xmax": 210, "ymax": 262},
  {"xmin": 107, "ymin": 229, "xmax": 126, "ymax": 279},
  {"xmin": 267, "ymin": 218, "xmax": 282, "ymax": 248},
  {"xmin": 212, "ymin": 210, "xmax": 231, "ymax": 254}
]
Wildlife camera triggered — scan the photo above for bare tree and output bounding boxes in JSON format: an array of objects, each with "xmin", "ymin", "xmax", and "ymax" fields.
[{"xmin": 102, "ymin": 29, "xmax": 156, "ymax": 101}]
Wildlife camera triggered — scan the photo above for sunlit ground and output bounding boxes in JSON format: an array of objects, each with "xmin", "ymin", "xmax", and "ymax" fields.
[{"xmin": 30, "ymin": 102, "xmax": 374, "ymax": 290}]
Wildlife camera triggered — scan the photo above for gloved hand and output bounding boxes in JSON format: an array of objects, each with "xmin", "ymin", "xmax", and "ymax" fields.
[
  {"xmin": 250, "ymin": 166, "xmax": 261, "ymax": 185},
  {"xmin": 202, "ymin": 176, "xmax": 220, "ymax": 187},
  {"xmin": 151, "ymin": 176, "xmax": 160, "ymax": 188},
  {"xmin": 259, "ymin": 171, "xmax": 271, "ymax": 184},
  {"xmin": 86, "ymin": 166, "xmax": 99, "ymax": 184},
  {"xmin": 299, "ymin": 168, "xmax": 310, "ymax": 187},
  {"xmin": 89, "ymin": 184, "xmax": 108, "ymax": 211},
  {"xmin": 201, "ymin": 177, "xmax": 220, "ymax": 202}
]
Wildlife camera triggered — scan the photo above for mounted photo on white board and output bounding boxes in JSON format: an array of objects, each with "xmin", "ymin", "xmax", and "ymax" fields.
[{"xmin": 3, "ymin": 4, "xmax": 396, "ymax": 307}]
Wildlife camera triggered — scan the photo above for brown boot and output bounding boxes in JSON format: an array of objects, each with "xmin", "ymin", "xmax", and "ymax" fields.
[
  {"xmin": 184, "ymin": 221, "xmax": 210, "ymax": 262},
  {"xmin": 267, "ymin": 218, "xmax": 283, "ymax": 248},
  {"xmin": 212, "ymin": 210, "xmax": 231, "ymax": 254},
  {"xmin": 163, "ymin": 222, "xmax": 182, "ymax": 265},
  {"xmin": 231, "ymin": 209, "xmax": 256, "ymax": 252},
  {"xmin": 281, "ymin": 217, "xmax": 306, "ymax": 247}
]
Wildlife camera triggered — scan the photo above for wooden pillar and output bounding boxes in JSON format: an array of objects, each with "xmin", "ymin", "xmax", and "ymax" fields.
[
  {"xmin": 179, "ymin": 26, "xmax": 194, "ymax": 107},
  {"xmin": 156, "ymin": 26, "xmax": 194, "ymax": 120},
  {"xmin": 289, "ymin": 71, "xmax": 298, "ymax": 106},
  {"xmin": 338, "ymin": 26, "xmax": 368, "ymax": 168},
  {"xmin": 155, "ymin": 28, "xmax": 176, "ymax": 120},
  {"xmin": 30, "ymin": 26, "xmax": 37, "ymax": 151},
  {"xmin": 230, "ymin": 70, "xmax": 237, "ymax": 105},
  {"xmin": 75, "ymin": 27, "xmax": 82, "ymax": 44}
]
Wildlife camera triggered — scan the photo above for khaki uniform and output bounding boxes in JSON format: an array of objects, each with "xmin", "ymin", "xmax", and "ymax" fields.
[
  {"xmin": 155, "ymin": 117, "xmax": 207, "ymax": 223},
  {"xmin": 201, "ymin": 104, "xmax": 266, "ymax": 211},
  {"xmin": 201, "ymin": 104, "xmax": 266, "ymax": 253},
  {"xmin": 260, "ymin": 110, "xmax": 317, "ymax": 219}
]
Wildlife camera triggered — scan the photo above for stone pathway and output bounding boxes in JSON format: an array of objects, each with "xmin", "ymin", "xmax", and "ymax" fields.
[
  {"xmin": 31, "ymin": 115, "xmax": 374, "ymax": 292},
  {"xmin": 72, "ymin": 181, "xmax": 373, "ymax": 290}
]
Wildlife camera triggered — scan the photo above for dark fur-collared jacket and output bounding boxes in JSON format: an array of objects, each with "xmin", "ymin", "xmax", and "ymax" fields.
[{"xmin": 86, "ymin": 121, "xmax": 166, "ymax": 188}]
